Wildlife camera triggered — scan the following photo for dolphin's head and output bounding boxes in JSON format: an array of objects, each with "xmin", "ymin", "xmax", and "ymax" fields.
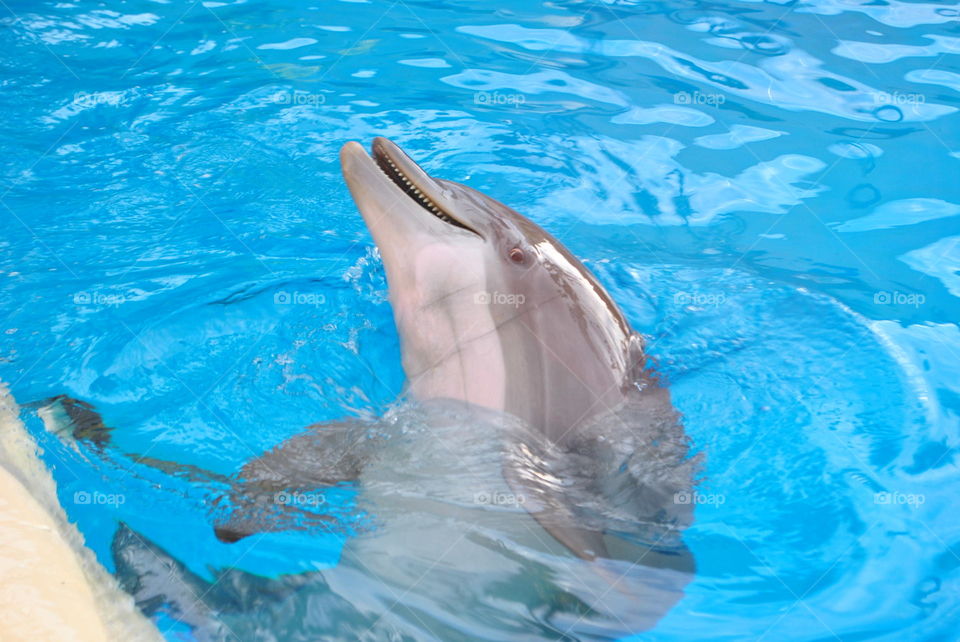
[{"xmin": 340, "ymin": 138, "xmax": 636, "ymax": 430}]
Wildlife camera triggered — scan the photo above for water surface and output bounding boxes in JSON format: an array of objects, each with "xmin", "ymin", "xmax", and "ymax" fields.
[{"xmin": 1, "ymin": 0, "xmax": 959, "ymax": 639}]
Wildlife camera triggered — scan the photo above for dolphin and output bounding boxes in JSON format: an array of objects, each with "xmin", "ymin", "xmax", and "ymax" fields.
[
  {"xmin": 37, "ymin": 138, "xmax": 700, "ymax": 639},
  {"xmin": 337, "ymin": 137, "xmax": 692, "ymax": 562}
]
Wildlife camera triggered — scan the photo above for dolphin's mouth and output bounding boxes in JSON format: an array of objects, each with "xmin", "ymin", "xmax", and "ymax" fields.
[{"xmin": 370, "ymin": 138, "xmax": 480, "ymax": 236}]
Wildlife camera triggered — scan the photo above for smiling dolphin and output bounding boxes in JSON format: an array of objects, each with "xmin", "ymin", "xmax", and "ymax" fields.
[
  {"xmin": 338, "ymin": 138, "xmax": 691, "ymax": 562},
  {"xmin": 44, "ymin": 139, "xmax": 691, "ymax": 561},
  {"xmin": 38, "ymin": 137, "xmax": 699, "ymax": 638},
  {"xmin": 340, "ymin": 138, "xmax": 639, "ymax": 438}
]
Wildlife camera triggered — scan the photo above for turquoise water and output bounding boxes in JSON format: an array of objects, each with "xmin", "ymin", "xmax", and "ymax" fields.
[{"xmin": 2, "ymin": 0, "xmax": 960, "ymax": 639}]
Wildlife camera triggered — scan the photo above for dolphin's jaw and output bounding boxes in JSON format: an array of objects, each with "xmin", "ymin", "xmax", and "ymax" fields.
[
  {"xmin": 341, "ymin": 139, "xmax": 504, "ymax": 408},
  {"xmin": 370, "ymin": 138, "xmax": 481, "ymax": 237}
]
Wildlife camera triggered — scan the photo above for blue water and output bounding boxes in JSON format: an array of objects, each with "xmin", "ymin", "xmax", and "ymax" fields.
[{"xmin": 2, "ymin": 0, "xmax": 959, "ymax": 639}]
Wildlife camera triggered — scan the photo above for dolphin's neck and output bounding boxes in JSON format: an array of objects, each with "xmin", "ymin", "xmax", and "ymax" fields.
[{"xmin": 402, "ymin": 310, "xmax": 642, "ymax": 446}]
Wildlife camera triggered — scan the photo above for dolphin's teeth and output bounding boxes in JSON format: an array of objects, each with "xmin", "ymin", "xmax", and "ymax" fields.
[{"xmin": 373, "ymin": 146, "xmax": 478, "ymax": 235}]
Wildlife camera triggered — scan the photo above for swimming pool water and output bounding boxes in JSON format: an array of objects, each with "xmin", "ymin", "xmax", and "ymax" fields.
[{"xmin": 2, "ymin": 0, "xmax": 959, "ymax": 639}]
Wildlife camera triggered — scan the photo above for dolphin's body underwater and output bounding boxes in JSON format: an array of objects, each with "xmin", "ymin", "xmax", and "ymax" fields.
[{"xmin": 40, "ymin": 138, "xmax": 699, "ymax": 639}]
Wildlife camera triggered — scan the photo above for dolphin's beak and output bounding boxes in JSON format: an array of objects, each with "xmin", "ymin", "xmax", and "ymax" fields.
[{"xmin": 339, "ymin": 138, "xmax": 480, "ymax": 249}]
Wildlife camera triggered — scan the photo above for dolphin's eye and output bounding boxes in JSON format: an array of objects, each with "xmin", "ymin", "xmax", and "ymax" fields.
[{"xmin": 508, "ymin": 247, "xmax": 525, "ymax": 264}]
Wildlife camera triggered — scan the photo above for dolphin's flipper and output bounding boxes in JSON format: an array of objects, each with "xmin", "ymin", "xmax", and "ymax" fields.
[
  {"xmin": 211, "ymin": 494, "xmax": 341, "ymax": 544},
  {"xmin": 35, "ymin": 396, "xmax": 232, "ymax": 487},
  {"xmin": 32, "ymin": 395, "xmax": 116, "ymax": 451},
  {"xmin": 112, "ymin": 523, "xmax": 231, "ymax": 640},
  {"xmin": 236, "ymin": 421, "xmax": 370, "ymax": 490},
  {"xmin": 35, "ymin": 396, "xmax": 369, "ymax": 543},
  {"xmin": 211, "ymin": 420, "xmax": 373, "ymax": 543},
  {"xmin": 36, "ymin": 397, "xmax": 369, "ymax": 488},
  {"xmin": 113, "ymin": 523, "xmax": 315, "ymax": 641}
]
